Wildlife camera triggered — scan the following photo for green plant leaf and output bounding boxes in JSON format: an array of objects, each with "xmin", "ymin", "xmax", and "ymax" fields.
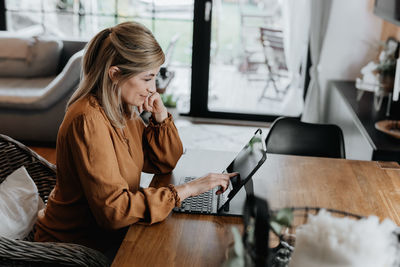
[
  {"xmin": 160, "ymin": 93, "xmax": 177, "ymax": 108},
  {"xmin": 222, "ymin": 227, "xmax": 245, "ymax": 267},
  {"xmin": 231, "ymin": 227, "xmax": 245, "ymax": 256},
  {"xmin": 273, "ymin": 208, "xmax": 294, "ymax": 227},
  {"xmin": 270, "ymin": 221, "xmax": 282, "ymax": 236}
]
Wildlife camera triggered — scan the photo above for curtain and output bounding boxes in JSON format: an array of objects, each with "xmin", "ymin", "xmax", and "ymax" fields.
[
  {"xmin": 281, "ymin": 0, "xmax": 310, "ymax": 87},
  {"xmin": 301, "ymin": 0, "xmax": 333, "ymax": 123}
]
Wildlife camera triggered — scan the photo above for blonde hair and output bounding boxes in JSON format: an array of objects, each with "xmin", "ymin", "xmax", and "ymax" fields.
[{"xmin": 68, "ymin": 21, "xmax": 165, "ymax": 128}]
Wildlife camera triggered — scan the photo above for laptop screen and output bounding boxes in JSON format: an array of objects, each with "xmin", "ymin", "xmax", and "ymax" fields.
[{"xmin": 218, "ymin": 128, "xmax": 266, "ymax": 212}]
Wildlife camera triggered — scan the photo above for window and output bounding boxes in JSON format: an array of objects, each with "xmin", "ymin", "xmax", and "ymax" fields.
[{"xmin": 4, "ymin": 0, "xmax": 306, "ymax": 122}]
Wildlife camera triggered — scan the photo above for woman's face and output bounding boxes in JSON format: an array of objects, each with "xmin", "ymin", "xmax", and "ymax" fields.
[{"xmin": 119, "ymin": 67, "xmax": 160, "ymax": 107}]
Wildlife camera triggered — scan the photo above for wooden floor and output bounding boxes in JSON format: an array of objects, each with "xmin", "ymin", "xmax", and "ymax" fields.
[{"xmin": 30, "ymin": 146, "xmax": 56, "ymax": 165}]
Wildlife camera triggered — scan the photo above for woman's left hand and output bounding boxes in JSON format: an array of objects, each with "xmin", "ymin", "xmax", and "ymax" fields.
[{"xmin": 143, "ymin": 92, "xmax": 168, "ymax": 123}]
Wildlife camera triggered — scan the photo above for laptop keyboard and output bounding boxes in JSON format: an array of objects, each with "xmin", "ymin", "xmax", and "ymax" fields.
[{"xmin": 175, "ymin": 177, "xmax": 214, "ymax": 214}]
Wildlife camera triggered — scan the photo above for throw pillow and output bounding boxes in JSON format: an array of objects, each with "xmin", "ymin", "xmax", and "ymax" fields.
[
  {"xmin": 0, "ymin": 36, "xmax": 63, "ymax": 77},
  {"xmin": 0, "ymin": 36, "xmax": 34, "ymax": 59},
  {"xmin": 0, "ymin": 166, "xmax": 45, "ymax": 239}
]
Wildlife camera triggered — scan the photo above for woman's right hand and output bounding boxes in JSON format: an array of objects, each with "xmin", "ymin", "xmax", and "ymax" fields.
[{"xmin": 175, "ymin": 172, "xmax": 238, "ymax": 201}]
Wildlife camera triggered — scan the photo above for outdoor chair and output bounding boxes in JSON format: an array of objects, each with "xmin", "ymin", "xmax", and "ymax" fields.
[
  {"xmin": 156, "ymin": 33, "xmax": 180, "ymax": 94},
  {"xmin": 265, "ymin": 117, "xmax": 346, "ymax": 159},
  {"xmin": 259, "ymin": 27, "xmax": 290, "ymax": 101},
  {"xmin": 0, "ymin": 134, "xmax": 109, "ymax": 267},
  {"xmin": 238, "ymin": 1, "xmax": 281, "ymax": 78}
]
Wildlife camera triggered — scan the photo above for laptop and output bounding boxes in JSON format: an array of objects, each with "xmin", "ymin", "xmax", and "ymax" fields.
[{"xmin": 173, "ymin": 128, "xmax": 267, "ymax": 216}]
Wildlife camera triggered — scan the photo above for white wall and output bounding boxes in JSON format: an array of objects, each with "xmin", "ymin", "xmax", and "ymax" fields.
[{"xmin": 318, "ymin": 0, "xmax": 382, "ymax": 120}]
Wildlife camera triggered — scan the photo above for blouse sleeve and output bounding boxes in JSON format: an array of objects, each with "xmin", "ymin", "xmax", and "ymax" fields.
[
  {"xmin": 66, "ymin": 114, "xmax": 179, "ymax": 230},
  {"xmin": 142, "ymin": 113, "xmax": 184, "ymax": 174}
]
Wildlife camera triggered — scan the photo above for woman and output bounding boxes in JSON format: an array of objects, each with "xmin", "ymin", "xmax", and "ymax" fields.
[{"xmin": 34, "ymin": 21, "xmax": 235, "ymax": 255}]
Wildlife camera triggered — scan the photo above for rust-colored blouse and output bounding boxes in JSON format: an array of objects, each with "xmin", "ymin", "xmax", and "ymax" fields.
[{"xmin": 34, "ymin": 95, "xmax": 183, "ymax": 252}]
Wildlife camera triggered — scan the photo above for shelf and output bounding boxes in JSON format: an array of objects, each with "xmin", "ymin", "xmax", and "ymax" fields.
[{"xmin": 328, "ymin": 81, "xmax": 400, "ymax": 162}]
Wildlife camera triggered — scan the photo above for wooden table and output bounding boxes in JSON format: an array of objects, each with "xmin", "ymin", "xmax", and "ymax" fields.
[{"xmin": 112, "ymin": 149, "xmax": 400, "ymax": 267}]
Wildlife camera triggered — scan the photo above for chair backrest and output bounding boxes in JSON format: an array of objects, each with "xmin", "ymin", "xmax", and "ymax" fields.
[
  {"xmin": 0, "ymin": 134, "xmax": 56, "ymax": 204},
  {"xmin": 0, "ymin": 135, "xmax": 110, "ymax": 266},
  {"xmin": 259, "ymin": 27, "xmax": 287, "ymax": 71},
  {"xmin": 265, "ymin": 117, "xmax": 346, "ymax": 159}
]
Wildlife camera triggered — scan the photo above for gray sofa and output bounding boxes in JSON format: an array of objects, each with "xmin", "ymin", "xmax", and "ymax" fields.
[{"xmin": 0, "ymin": 40, "xmax": 86, "ymax": 145}]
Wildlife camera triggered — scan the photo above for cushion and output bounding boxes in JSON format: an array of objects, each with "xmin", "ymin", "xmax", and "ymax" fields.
[
  {"xmin": 0, "ymin": 37, "xmax": 33, "ymax": 59},
  {"xmin": 0, "ymin": 36, "xmax": 63, "ymax": 78},
  {"xmin": 0, "ymin": 25, "xmax": 44, "ymax": 39},
  {"xmin": 0, "ymin": 166, "xmax": 45, "ymax": 239}
]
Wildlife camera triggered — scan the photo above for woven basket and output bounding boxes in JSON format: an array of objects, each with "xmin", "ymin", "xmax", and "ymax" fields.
[{"xmin": 0, "ymin": 134, "xmax": 110, "ymax": 267}]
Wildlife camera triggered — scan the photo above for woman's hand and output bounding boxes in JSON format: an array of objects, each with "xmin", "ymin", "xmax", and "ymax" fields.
[
  {"xmin": 141, "ymin": 92, "xmax": 168, "ymax": 123},
  {"xmin": 175, "ymin": 172, "xmax": 238, "ymax": 201}
]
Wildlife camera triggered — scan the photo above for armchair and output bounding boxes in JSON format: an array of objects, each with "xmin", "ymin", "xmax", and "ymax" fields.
[
  {"xmin": 0, "ymin": 134, "xmax": 109, "ymax": 266},
  {"xmin": 0, "ymin": 40, "xmax": 86, "ymax": 145}
]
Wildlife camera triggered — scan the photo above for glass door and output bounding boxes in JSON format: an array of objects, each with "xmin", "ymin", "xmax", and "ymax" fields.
[
  {"xmin": 4, "ymin": 0, "xmax": 194, "ymax": 113},
  {"xmin": 189, "ymin": 0, "xmax": 305, "ymax": 122},
  {"xmin": 4, "ymin": 0, "xmax": 305, "ymax": 122}
]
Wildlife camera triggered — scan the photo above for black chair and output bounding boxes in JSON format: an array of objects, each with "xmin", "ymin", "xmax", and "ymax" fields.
[{"xmin": 265, "ymin": 117, "xmax": 346, "ymax": 159}]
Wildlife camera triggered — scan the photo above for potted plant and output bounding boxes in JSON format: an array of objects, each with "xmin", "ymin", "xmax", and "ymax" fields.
[
  {"xmin": 161, "ymin": 93, "xmax": 179, "ymax": 119},
  {"xmin": 374, "ymin": 37, "xmax": 399, "ymax": 95}
]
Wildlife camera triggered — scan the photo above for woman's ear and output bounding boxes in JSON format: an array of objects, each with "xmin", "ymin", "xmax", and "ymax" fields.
[{"xmin": 108, "ymin": 66, "xmax": 120, "ymax": 83}]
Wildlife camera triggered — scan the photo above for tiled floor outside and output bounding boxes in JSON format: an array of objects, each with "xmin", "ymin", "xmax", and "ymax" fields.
[{"xmin": 168, "ymin": 65, "xmax": 304, "ymax": 117}]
